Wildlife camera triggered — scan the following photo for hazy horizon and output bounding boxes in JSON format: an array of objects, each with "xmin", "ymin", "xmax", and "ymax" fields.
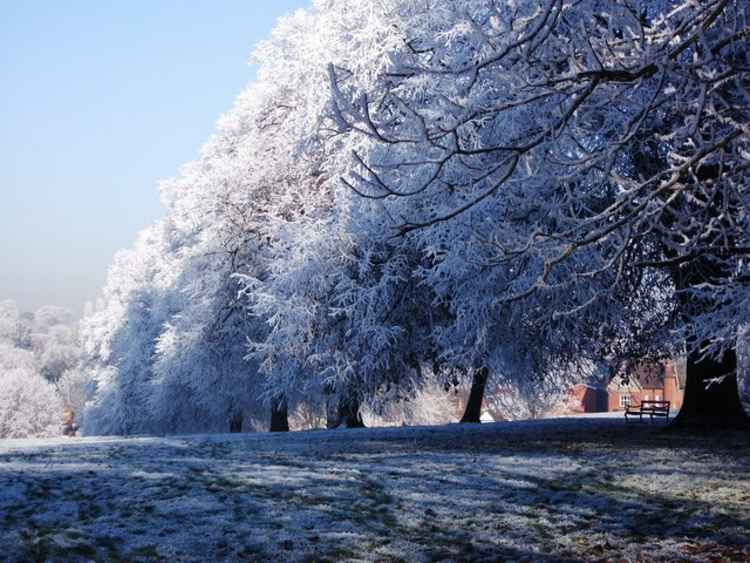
[{"xmin": 1, "ymin": 1, "xmax": 307, "ymax": 317}]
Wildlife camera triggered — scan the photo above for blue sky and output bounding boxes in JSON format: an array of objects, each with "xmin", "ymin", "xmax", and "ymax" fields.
[{"xmin": 0, "ymin": 1, "xmax": 308, "ymax": 316}]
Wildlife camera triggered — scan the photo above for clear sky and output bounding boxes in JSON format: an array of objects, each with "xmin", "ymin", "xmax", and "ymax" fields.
[{"xmin": 0, "ymin": 1, "xmax": 308, "ymax": 316}]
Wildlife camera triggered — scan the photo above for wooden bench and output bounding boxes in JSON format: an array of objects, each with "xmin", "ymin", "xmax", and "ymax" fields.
[{"xmin": 624, "ymin": 400, "xmax": 671, "ymax": 422}]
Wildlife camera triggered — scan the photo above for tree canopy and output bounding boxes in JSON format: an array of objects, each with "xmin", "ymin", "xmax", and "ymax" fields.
[{"xmin": 77, "ymin": 0, "xmax": 749, "ymax": 435}]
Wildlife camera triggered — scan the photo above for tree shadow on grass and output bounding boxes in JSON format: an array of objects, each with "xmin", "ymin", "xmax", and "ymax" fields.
[{"xmin": 0, "ymin": 418, "xmax": 748, "ymax": 561}]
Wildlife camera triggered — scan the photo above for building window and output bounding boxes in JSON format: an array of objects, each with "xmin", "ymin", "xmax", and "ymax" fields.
[
  {"xmin": 620, "ymin": 394, "xmax": 632, "ymax": 408},
  {"xmin": 655, "ymin": 394, "xmax": 661, "ymax": 401}
]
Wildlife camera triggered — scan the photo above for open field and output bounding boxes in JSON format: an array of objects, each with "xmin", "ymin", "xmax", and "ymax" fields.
[{"xmin": 1, "ymin": 416, "xmax": 749, "ymax": 562}]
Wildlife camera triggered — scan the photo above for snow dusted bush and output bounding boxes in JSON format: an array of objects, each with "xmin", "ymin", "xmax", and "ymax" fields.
[
  {"xmin": 35, "ymin": 326, "xmax": 80, "ymax": 383},
  {"xmin": 399, "ymin": 385, "xmax": 462, "ymax": 426},
  {"xmin": 288, "ymin": 400, "xmax": 327, "ymax": 431},
  {"xmin": 484, "ymin": 382, "xmax": 568, "ymax": 422},
  {"xmin": 0, "ymin": 368, "xmax": 63, "ymax": 439},
  {"xmin": 363, "ymin": 382, "xmax": 461, "ymax": 427}
]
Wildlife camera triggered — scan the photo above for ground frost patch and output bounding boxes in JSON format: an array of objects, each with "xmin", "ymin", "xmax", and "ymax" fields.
[{"xmin": 0, "ymin": 417, "xmax": 748, "ymax": 561}]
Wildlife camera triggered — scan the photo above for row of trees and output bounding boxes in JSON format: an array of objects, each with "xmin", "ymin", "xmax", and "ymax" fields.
[
  {"xmin": 1, "ymin": 295, "xmax": 564, "ymax": 438},
  {"xmin": 80, "ymin": 0, "xmax": 748, "ymax": 435}
]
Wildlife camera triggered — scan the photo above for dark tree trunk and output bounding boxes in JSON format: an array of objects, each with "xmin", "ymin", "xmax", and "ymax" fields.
[
  {"xmin": 229, "ymin": 412, "xmax": 243, "ymax": 433},
  {"xmin": 460, "ymin": 368, "xmax": 488, "ymax": 423},
  {"xmin": 325, "ymin": 384, "xmax": 340, "ymax": 429},
  {"xmin": 658, "ymin": 162, "xmax": 749, "ymax": 430},
  {"xmin": 671, "ymin": 347, "xmax": 749, "ymax": 429},
  {"xmin": 326, "ymin": 403, "xmax": 340, "ymax": 429},
  {"xmin": 668, "ymin": 259, "xmax": 750, "ymax": 430},
  {"xmin": 269, "ymin": 396, "xmax": 289, "ymax": 432},
  {"xmin": 326, "ymin": 387, "xmax": 365, "ymax": 429},
  {"xmin": 338, "ymin": 396, "xmax": 365, "ymax": 428}
]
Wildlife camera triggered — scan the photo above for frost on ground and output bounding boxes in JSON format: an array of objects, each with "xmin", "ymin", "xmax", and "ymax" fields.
[{"xmin": 0, "ymin": 417, "xmax": 748, "ymax": 562}]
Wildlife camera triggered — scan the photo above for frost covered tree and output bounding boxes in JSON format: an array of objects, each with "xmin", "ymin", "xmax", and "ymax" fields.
[
  {"xmin": 81, "ymin": 224, "xmax": 178, "ymax": 435},
  {"xmin": 236, "ymin": 0, "xmax": 564, "ymax": 428},
  {"xmin": 234, "ymin": 1, "xmax": 444, "ymax": 428},
  {"xmin": 0, "ymin": 300, "xmax": 20, "ymax": 343},
  {"xmin": 30, "ymin": 307, "xmax": 80, "ymax": 383},
  {"xmin": 81, "ymin": 16, "xmax": 314, "ymax": 434},
  {"xmin": 150, "ymin": 109, "xmax": 277, "ymax": 433},
  {"xmin": 331, "ymin": 0, "xmax": 750, "ymax": 428},
  {"xmin": 0, "ymin": 300, "xmax": 80, "ymax": 383},
  {"xmin": 0, "ymin": 368, "xmax": 63, "ymax": 439},
  {"xmin": 80, "ymin": 211, "xmax": 271, "ymax": 435},
  {"xmin": 0, "ymin": 300, "xmax": 78, "ymax": 438},
  {"xmin": 82, "ymin": 18, "xmax": 316, "ymax": 434}
]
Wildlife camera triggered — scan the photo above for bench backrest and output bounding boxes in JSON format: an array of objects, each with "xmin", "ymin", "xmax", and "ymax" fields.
[{"xmin": 639, "ymin": 400, "xmax": 670, "ymax": 411}]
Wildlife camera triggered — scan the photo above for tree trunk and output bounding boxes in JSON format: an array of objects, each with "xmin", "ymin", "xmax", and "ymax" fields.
[
  {"xmin": 671, "ymin": 347, "xmax": 749, "ymax": 429},
  {"xmin": 326, "ymin": 388, "xmax": 365, "ymax": 429},
  {"xmin": 659, "ymin": 161, "xmax": 749, "ymax": 430},
  {"xmin": 339, "ymin": 396, "xmax": 365, "ymax": 428},
  {"xmin": 269, "ymin": 396, "xmax": 289, "ymax": 432},
  {"xmin": 229, "ymin": 412, "xmax": 243, "ymax": 433},
  {"xmin": 460, "ymin": 368, "xmax": 488, "ymax": 423},
  {"xmin": 325, "ymin": 385, "xmax": 340, "ymax": 429}
]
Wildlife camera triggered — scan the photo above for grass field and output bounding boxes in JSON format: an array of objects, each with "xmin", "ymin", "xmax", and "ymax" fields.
[{"xmin": 1, "ymin": 416, "xmax": 749, "ymax": 562}]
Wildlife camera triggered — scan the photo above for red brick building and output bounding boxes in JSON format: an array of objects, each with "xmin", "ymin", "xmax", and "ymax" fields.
[{"xmin": 568, "ymin": 360, "xmax": 684, "ymax": 413}]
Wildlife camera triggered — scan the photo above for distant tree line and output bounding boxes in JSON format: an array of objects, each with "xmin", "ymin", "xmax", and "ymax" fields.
[{"xmin": 0, "ymin": 300, "xmax": 86, "ymax": 438}]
